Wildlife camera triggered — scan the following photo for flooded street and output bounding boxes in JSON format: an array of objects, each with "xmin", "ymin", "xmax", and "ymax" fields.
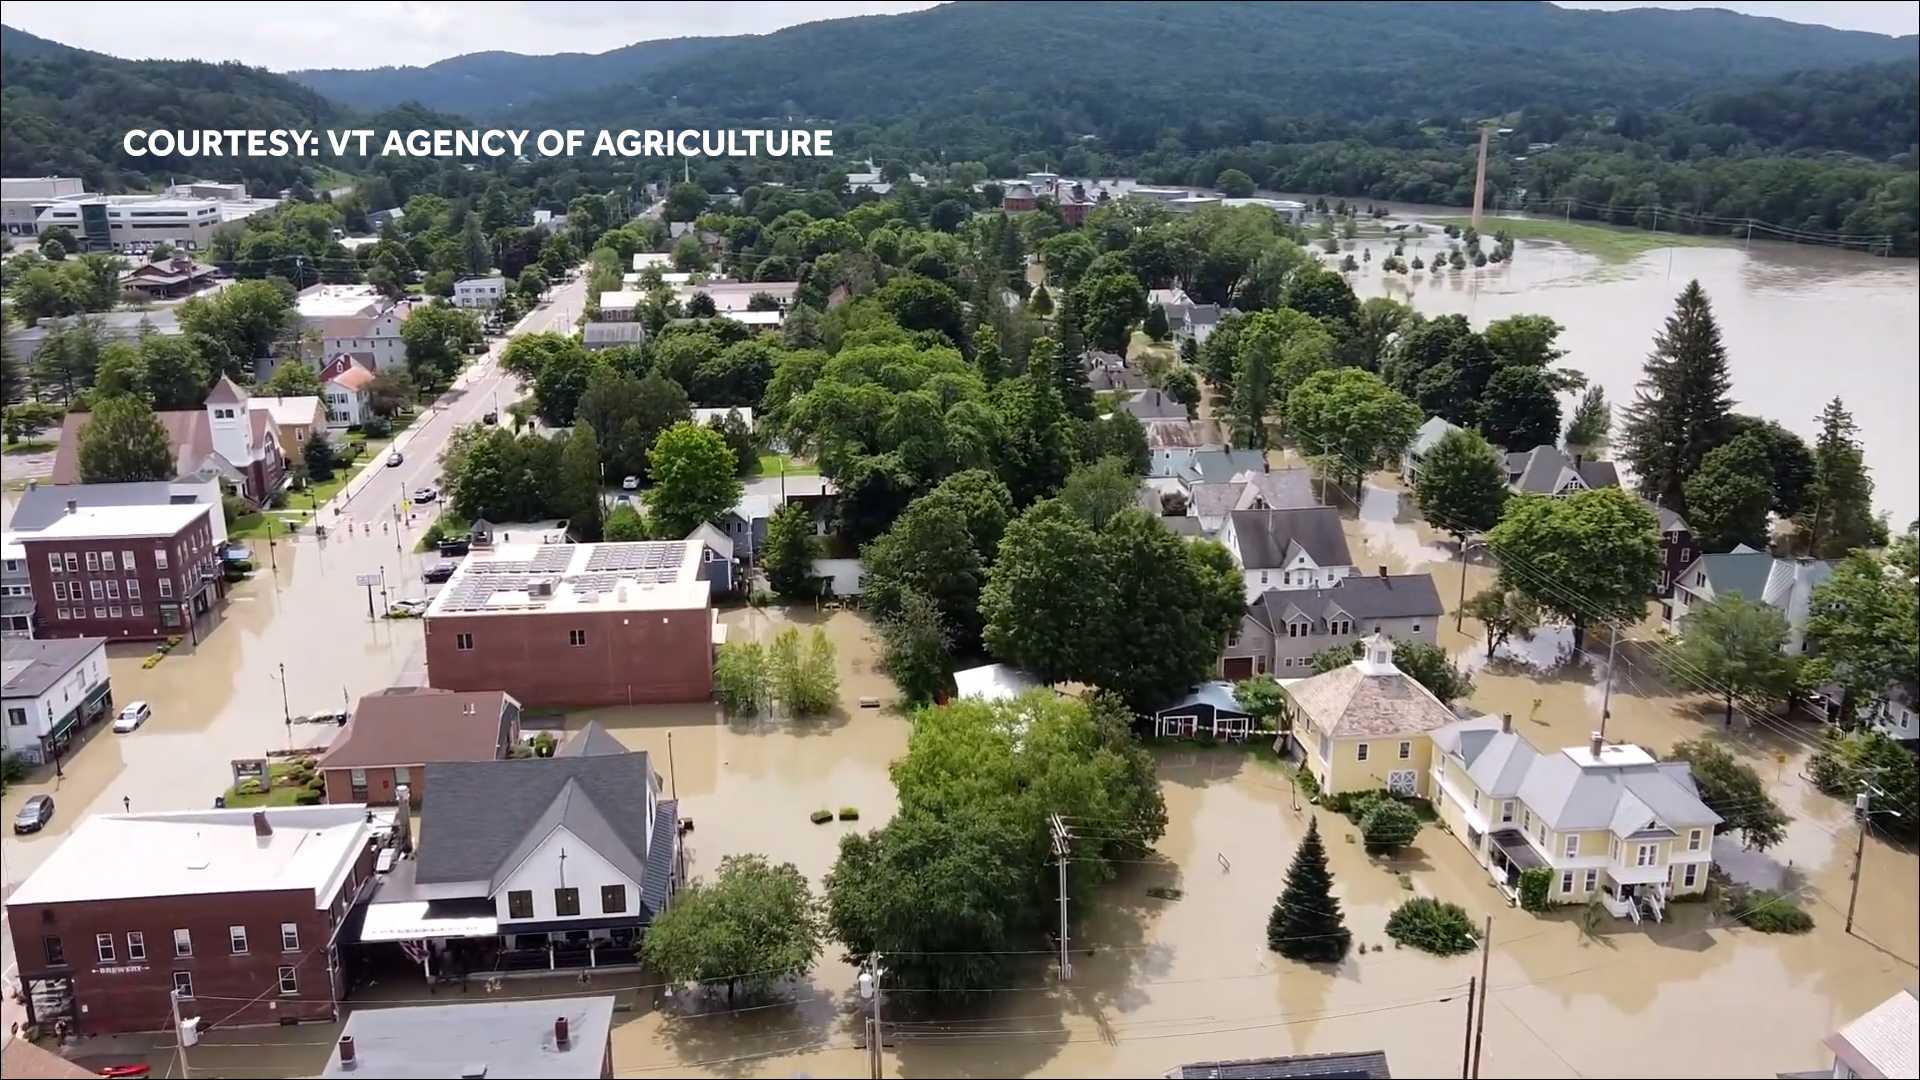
[{"xmin": 1345, "ymin": 212, "xmax": 1920, "ymax": 526}]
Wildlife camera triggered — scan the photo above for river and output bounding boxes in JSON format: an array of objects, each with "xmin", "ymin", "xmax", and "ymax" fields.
[{"xmin": 1325, "ymin": 199, "xmax": 1920, "ymax": 527}]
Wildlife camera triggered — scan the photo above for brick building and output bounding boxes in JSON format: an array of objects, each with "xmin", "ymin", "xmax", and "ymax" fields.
[
  {"xmin": 317, "ymin": 689, "xmax": 521, "ymax": 807},
  {"xmin": 19, "ymin": 501, "xmax": 222, "ymax": 642},
  {"xmin": 423, "ymin": 541, "xmax": 715, "ymax": 707},
  {"xmin": 5, "ymin": 806, "xmax": 379, "ymax": 1036}
]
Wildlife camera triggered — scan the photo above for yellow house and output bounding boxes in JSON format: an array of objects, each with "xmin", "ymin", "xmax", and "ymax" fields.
[
  {"xmin": 1283, "ymin": 634, "xmax": 1459, "ymax": 798},
  {"xmin": 1428, "ymin": 715, "xmax": 1720, "ymax": 923}
]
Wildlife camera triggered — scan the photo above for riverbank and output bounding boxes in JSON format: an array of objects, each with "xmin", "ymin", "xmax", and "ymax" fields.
[{"xmin": 1427, "ymin": 215, "xmax": 1731, "ymax": 263}]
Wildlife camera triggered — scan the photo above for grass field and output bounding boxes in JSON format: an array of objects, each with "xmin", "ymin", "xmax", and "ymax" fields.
[
  {"xmin": 222, "ymin": 760, "xmax": 312, "ymax": 808},
  {"xmin": 1429, "ymin": 216, "xmax": 1730, "ymax": 263},
  {"xmin": 2, "ymin": 439, "xmax": 53, "ymax": 455},
  {"xmin": 755, "ymin": 452, "xmax": 820, "ymax": 477}
]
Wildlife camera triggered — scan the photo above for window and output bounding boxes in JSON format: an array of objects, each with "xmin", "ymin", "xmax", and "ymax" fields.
[
  {"xmin": 1560, "ymin": 871, "xmax": 1574, "ymax": 895},
  {"xmin": 1683, "ymin": 863, "xmax": 1698, "ymax": 888},
  {"xmin": 393, "ymin": 766, "xmax": 410, "ymax": 789},
  {"xmin": 1687, "ymin": 829, "xmax": 1703, "ymax": 852},
  {"xmin": 158, "ymin": 578, "xmax": 173, "ymax": 598},
  {"xmin": 162, "ymin": 607, "xmax": 180, "ymax": 627},
  {"xmin": 173, "ymin": 971, "xmax": 193, "ymax": 997},
  {"xmin": 1564, "ymin": 835, "xmax": 1579, "ymax": 858},
  {"xmin": 1398, "ymin": 741, "xmax": 1411, "ymax": 760},
  {"xmin": 349, "ymin": 769, "xmax": 368, "ymax": 800},
  {"xmin": 1331, "ymin": 618, "xmax": 1351, "ymax": 636},
  {"xmin": 131, "ymin": 606, "xmax": 143, "ymax": 617},
  {"xmin": 127, "ymin": 580, "xmax": 139, "ymax": 599},
  {"xmin": 1584, "ymin": 869, "xmax": 1598, "ymax": 892},
  {"xmin": 554, "ymin": 888, "xmax": 581, "ymax": 916},
  {"xmin": 281, "ymin": 923, "xmax": 299, "ymax": 951},
  {"xmin": 229, "ymin": 926, "xmax": 249, "ymax": 955},
  {"xmin": 1356, "ymin": 743, "xmax": 1369, "ymax": 761},
  {"xmin": 173, "ymin": 929, "xmax": 192, "ymax": 957},
  {"xmin": 101, "ymin": 552, "xmax": 115, "ymax": 572},
  {"xmin": 106, "ymin": 580, "xmax": 119, "ymax": 599},
  {"xmin": 1411, "ymin": 623, "xmax": 1422, "ymax": 633},
  {"xmin": 6, "ymin": 708, "xmax": 24, "ymax": 727},
  {"xmin": 89, "ymin": 580, "xmax": 103, "ymax": 600},
  {"xmin": 51, "ymin": 581, "xmax": 66, "ymax": 602},
  {"xmin": 85, "ymin": 551, "xmax": 99, "ymax": 572},
  {"xmin": 122, "ymin": 550, "xmax": 136, "ymax": 569},
  {"xmin": 48, "ymin": 553, "xmax": 62, "ymax": 572},
  {"xmin": 96, "ymin": 933, "xmax": 116, "ymax": 963},
  {"xmin": 109, "ymin": 606, "xmax": 122, "ymax": 618},
  {"xmin": 93, "ymin": 607, "xmax": 107, "ymax": 620},
  {"xmin": 56, "ymin": 608, "xmax": 70, "ymax": 620},
  {"xmin": 507, "ymin": 890, "xmax": 533, "ymax": 919},
  {"xmin": 156, "ymin": 549, "xmax": 169, "ymax": 570},
  {"xmin": 1500, "ymin": 801, "xmax": 1514, "ymax": 824},
  {"xmin": 568, "ymin": 629, "xmax": 587, "ymax": 647},
  {"xmin": 277, "ymin": 966, "xmax": 298, "ymax": 995},
  {"xmin": 455, "ymin": 633, "xmax": 474, "ymax": 651},
  {"xmin": 127, "ymin": 932, "xmax": 146, "ymax": 961},
  {"xmin": 1635, "ymin": 844, "xmax": 1656, "ymax": 868},
  {"xmin": 601, "ymin": 885, "xmax": 627, "ymax": 914},
  {"xmin": 64, "ymin": 553, "xmax": 79, "ymax": 572},
  {"xmin": 43, "ymin": 936, "xmax": 66, "ymax": 966}
]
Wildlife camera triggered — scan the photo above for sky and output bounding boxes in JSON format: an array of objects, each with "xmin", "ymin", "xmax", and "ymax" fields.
[{"xmin": 2, "ymin": 1, "xmax": 1912, "ymax": 70}]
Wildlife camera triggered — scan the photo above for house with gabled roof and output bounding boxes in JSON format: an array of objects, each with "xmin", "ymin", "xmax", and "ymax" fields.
[
  {"xmin": 1221, "ymin": 569, "xmax": 1443, "ymax": 679},
  {"xmin": 1283, "ymin": 634, "xmax": 1460, "ymax": 797},
  {"xmin": 1666, "ymin": 544, "xmax": 1832, "ymax": 653},
  {"xmin": 1402, "ymin": 415, "xmax": 1464, "ymax": 485},
  {"xmin": 1428, "ymin": 715, "xmax": 1718, "ymax": 923},
  {"xmin": 1218, "ymin": 506, "xmax": 1354, "ymax": 601},
  {"xmin": 317, "ymin": 689, "xmax": 521, "ymax": 807},
  {"xmin": 1503, "ymin": 445, "xmax": 1620, "ymax": 496},
  {"xmin": 49, "ymin": 375, "xmax": 289, "ymax": 504}
]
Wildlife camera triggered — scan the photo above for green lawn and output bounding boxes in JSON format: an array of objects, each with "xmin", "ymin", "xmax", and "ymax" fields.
[
  {"xmin": 755, "ymin": 452, "xmax": 820, "ymax": 477},
  {"xmin": 1428, "ymin": 216, "xmax": 1730, "ymax": 263},
  {"xmin": 2, "ymin": 439, "xmax": 53, "ymax": 455},
  {"xmin": 222, "ymin": 760, "xmax": 315, "ymax": 808}
]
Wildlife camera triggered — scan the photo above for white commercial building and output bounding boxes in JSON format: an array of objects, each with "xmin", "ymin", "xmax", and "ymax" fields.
[
  {"xmin": 36, "ymin": 195, "xmax": 225, "ymax": 253},
  {"xmin": 453, "ymin": 275, "xmax": 507, "ymax": 309},
  {"xmin": 296, "ymin": 285, "xmax": 413, "ymax": 373},
  {"xmin": 2, "ymin": 636, "xmax": 111, "ymax": 765},
  {"xmin": 2, "ymin": 176, "xmax": 87, "ymax": 238}
]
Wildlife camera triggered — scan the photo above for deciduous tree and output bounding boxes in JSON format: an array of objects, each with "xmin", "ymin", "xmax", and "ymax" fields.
[
  {"xmin": 77, "ymin": 395, "xmax": 174, "ymax": 483},
  {"xmin": 1666, "ymin": 739, "xmax": 1789, "ymax": 851},
  {"xmin": 646, "ymin": 421, "xmax": 742, "ymax": 537},
  {"xmin": 1486, "ymin": 487, "xmax": 1660, "ymax": 649},
  {"xmin": 1286, "ymin": 367, "xmax": 1420, "ymax": 491},
  {"xmin": 1664, "ymin": 593, "xmax": 1797, "ymax": 727},
  {"xmin": 643, "ymin": 854, "xmax": 822, "ymax": 1003},
  {"xmin": 1414, "ymin": 428, "xmax": 1508, "ymax": 539},
  {"xmin": 1683, "ymin": 432, "xmax": 1775, "ymax": 551}
]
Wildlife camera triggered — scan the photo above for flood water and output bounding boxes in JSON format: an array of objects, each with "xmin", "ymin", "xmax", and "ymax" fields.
[{"xmin": 1340, "ymin": 204, "xmax": 1920, "ymax": 527}]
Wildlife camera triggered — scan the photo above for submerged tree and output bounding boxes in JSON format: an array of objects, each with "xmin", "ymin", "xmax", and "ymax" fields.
[{"xmin": 1268, "ymin": 816, "xmax": 1351, "ymax": 963}]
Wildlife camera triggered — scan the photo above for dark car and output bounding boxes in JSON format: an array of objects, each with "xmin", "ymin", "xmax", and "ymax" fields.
[
  {"xmin": 423, "ymin": 560, "xmax": 458, "ymax": 583},
  {"xmin": 13, "ymin": 794, "xmax": 54, "ymax": 834},
  {"xmin": 482, "ymin": 411, "xmax": 499, "ymax": 425},
  {"xmin": 437, "ymin": 537, "xmax": 471, "ymax": 557}
]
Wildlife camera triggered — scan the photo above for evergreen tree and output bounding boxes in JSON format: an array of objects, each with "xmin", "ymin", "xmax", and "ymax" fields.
[
  {"xmin": 1267, "ymin": 817, "xmax": 1350, "ymax": 962},
  {"xmin": 1145, "ymin": 303, "xmax": 1170, "ymax": 342},
  {"xmin": 1796, "ymin": 397, "xmax": 1879, "ymax": 557},
  {"xmin": 1619, "ymin": 280, "xmax": 1734, "ymax": 514},
  {"xmin": 1563, "ymin": 385, "xmax": 1611, "ymax": 453},
  {"xmin": 1054, "ymin": 288, "xmax": 1086, "ymax": 366},
  {"xmin": 974, "ymin": 322, "xmax": 1005, "ymax": 382},
  {"xmin": 558, "ymin": 421, "xmax": 604, "ymax": 540},
  {"xmin": 1030, "ymin": 283, "xmax": 1053, "ymax": 316}
]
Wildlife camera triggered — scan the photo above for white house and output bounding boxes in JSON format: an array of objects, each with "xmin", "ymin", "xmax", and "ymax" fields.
[
  {"xmin": 631, "ymin": 252, "xmax": 672, "ymax": 273},
  {"xmin": 319, "ymin": 354, "xmax": 377, "ymax": 427},
  {"xmin": 2, "ymin": 636, "xmax": 111, "ymax": 765},
  {"xmin": 296, "ymin": 285, "xmax": 412, "ymax": 373},
  {"xmin": 1402, "ymin": 416, "xmax": 1464, "ymax": 485},
  {"xmin": 1820, "ymin": 989, "xmax": 1917, "ymax": 1079},
  {"xmin": 954, "ymin": 663, "xmax": 1041, "ymax": 702},
  {"xmin": 407, "ymin": 743, "xmax": 677, "ymax": 954},
  {"xmin": 453, "ymin": 275, "xmax": 506, "ymax": 309},
  {"xmin": 1218, "ymin": 507, "xmax": 1354, "ymax": 601},
  {"xmin": 1666, "ymin": 545, "xmax": 1833, "ymax": 654}
]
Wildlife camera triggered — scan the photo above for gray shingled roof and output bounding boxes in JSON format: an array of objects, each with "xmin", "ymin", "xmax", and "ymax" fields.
[
  {"xmin": 554, "ymin": 720, "xmax": 628, "ymax": 758},
  {"xmin": 1166, "ymin": 1050, "xmax": 1391, "ymax": 1079},
  {"xmin": 1434, "ymin": 719, "xmax": 1720, "ymax": 835},
  {"xmin": 1248, "ymin": 574, "xmax": 1442, "ymax": 631},
  {"xmin": 1, "ymin": 638, "xmax": 104, "ymax": 699},
  {"xmin": 1509, "ymin": 445, "xmax": 1620, "ymax": 494},
  {"xmin": 1236, "ymin": 467, "xmax": 1319, "ymax": 511},
  {"xmin": 12, "ymin": 481, "xmax": 214, "ymax": 533},
  {"xmin": 1120, "ymin": 389, "xmax": 1188, "ymax": 420},
  {"xmin": 1227, "ymin": 507, "xmax": 1352, "ymax": 569},
  {"xmin": 1189, "ymin": 482, "xmax": 1248, "ymax": 521},
  {"xmin": 1688, "ymin": 548, "xmax": 1773, "ymax": 601},
  {"xmin": 1285, "ymin": 651, "xmax": 1460, "ymax": 737},
  {"xmin": 1408, "ymin": 415, "xmax": 1463, "ymax": 457},
  {"xmin": 418, "ymin": 753, "xmax": 666, "ymax": 911},
  {"xmin": 1089, "ymin": 366, "xmax": 1149, "ymax": 392}
]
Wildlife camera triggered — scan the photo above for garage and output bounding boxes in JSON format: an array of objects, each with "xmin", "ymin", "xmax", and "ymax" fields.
[{"xmin": 1221, "ymin": 656, "xmax": 1255, "ymax": 680}]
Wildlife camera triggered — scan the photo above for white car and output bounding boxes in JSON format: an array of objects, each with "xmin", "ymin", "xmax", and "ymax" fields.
[
  {"xmin": 387, "ymin": 451, "xmax": 405, "ymax": 467},
  {"xmin": 113, "ymin": 701, "xmax": 152, "ymax": 733},
  {"xmin": 621, "ymin": 475, "xmax": 640, "ymax": 490},
  {"xmin": 412, "ymin": 485, "xmax": 438, "ymax": 504}
]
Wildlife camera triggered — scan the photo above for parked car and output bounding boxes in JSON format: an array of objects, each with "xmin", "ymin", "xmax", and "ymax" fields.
[
  {"xmin": 221, "ymin": 543, "xmax": 254, "ymax": 563},
  {"xmin": 423, "ymin": 560, "xmax": 458, "ymax": 583},
  {"xmin": 387, "ymin": 451, "xmax": 404, "ymax": 467},
  {"xmin": 389, "ymin": 597, "xmax": 429, "ymax": 617},
  {"xmin": 304, "ymin": 709, "xmax": 350, "ymax": 726},
  {"xmin": 113, "ymin": 701, "xmax": 152, "ymax": 733},
  {"xmin": 412, "ymin": 485, "xmax": 438, "ymax": 504},
  {"xmin": 437, "ymin": 538, "xmax": 471, "ymax": 557},
  {"xmin": 13, "ymin": 794, "xmax": 54, "ymax": 834},
  {"xmin": 622, "ymin": 475, "xmax": 640, "ymax": 490},
  {"xmin": 482, "ymin": 410, "xmax": 499, "ymax": 425}
]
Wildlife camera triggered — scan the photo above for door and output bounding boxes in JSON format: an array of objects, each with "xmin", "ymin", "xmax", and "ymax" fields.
[
  {"xmin": 1221, "ymin": 656, "xmax": 1254, "ymax": 680},
  {"xmin": 1386, "ymin": 769, "xmax": 1417, "ymax": 796}
]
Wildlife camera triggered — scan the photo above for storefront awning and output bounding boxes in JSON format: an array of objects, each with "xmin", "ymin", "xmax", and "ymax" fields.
[
  {"xmin": 1488, "ymin": 829, "xmax": 1545, "ymax": 870},
  {"xmin": 357, "ymin": 899, "xmax": 498, "ymax": 943}
]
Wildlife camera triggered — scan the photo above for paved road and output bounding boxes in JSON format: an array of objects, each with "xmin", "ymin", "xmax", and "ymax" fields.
[{"xmin": 328, "ymin": 271, "xmax": 587, "ymax": 529}]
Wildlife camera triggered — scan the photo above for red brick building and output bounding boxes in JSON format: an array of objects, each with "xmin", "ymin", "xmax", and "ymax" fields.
[
  {"xmin": 19, "ymin": 501, "xmax": 222, "ymax": 642},
  {"xmin": 6, "ymin": 806, "xmax": 379, "ymax": 1036},
  {"xmin": 317, "ymin": 689, "xmax": 521, "ymax": 806},
  {"xmin": 424, "ymin": 542, "xmax": 714, "ymax": 707}
]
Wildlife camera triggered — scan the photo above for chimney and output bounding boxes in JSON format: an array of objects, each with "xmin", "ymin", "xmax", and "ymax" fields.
[
  {"xmin": 253, "ymin": 810, "xmax": 273, "ymax": 838},
  {"xmin": 1589, "ymin": 731, "xmax": 1605, "ymax": 759},
  {"xmin": 25, "ymin": 479, "xmax": 36, "ymax": 491},
  {"xmin": 554, "ymin": 1016, "xmax": 570, "ymax": 1049},
  {"xmin": 1573, "ymin": 452, "xmax": 1584, "ymax": 468},
  {"xmin": 338, "ymin": 1035, "xmax": 356, "ymax": 1068},
  {"xmin": 65, "ymin": 499, "xmax": 78, "ymax": 516},
  {"xmin": 1500, "ymin": 713, "xmax": 1513, "ymax": 734},
  {"xmin": 1377, "ymin": 565, "xmax": 1388, "ymax": 579}
]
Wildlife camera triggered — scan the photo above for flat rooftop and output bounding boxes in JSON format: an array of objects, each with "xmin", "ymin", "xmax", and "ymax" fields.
[
  {"xmin": 427, "ymin": 541, "xmax": 709, "ymax": 618},
  {"xmin": 7, "ymin": 805, "xmax": 372, "ymax": 908},
  {"xmin": 322, "ymin": 996, "xmax": 617, "ymax": 1079},
  {"xmin": 297, "ymin": 284, "xmax": 387, "ymax": 318},
  {"xmin": 25, "ymin": 501, "xmax": 210, "ymax": 540}
]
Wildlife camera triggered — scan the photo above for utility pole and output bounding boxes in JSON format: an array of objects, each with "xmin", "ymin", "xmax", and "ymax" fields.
[
  {"xmin": 277, "ymin": 661, "xmax": 292, "ymax": 733},
  {"xmin": 1470, "ymin": 915, "xmax": 1492, "ymax": 1078},
  {"xmin": 1470, "ymin": 124, "xmax": 1491, "ymax": 228},
  {"xmin": 859, "ymin": 954, "xmax": 885, "ymax": 1080},
  {"xmin": 1598, "ymin": 625, "xmax": 1618, "ymax": 739},
  {"xmin": 1454, "ymin": 538, "xmax": 1471, "ymax": 632},
  {"xmin": 1049, "ymin": 814, "xmax": 1073, "ymax": 981},
  {"xmin": 170, "ymin": 988, "xmax": 194, "ymax": 1078},
  {"xmin": 1460, "ymin": 975, "xmax": 1476, "ymax": 1080},
  {"xmin": 1845, "ymin": 788, "xmax": 1869, "ymax": 934}
]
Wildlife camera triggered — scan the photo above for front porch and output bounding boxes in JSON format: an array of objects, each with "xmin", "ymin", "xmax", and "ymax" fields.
[{"xmin": 1599, "ymin": 864, "xmax": 1671, "ymax": 924}]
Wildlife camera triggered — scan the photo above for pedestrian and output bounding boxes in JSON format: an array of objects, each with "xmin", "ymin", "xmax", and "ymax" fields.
[{"xmin": 122, "ymin": 796, "xmax": 131, "ymax": 813}]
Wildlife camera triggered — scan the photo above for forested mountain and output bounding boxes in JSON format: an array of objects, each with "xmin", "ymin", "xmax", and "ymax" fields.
[
  {"xmin": 292, "ymin": 36, "xmax": 744, "ymax": 117},
  {"xmin": 0, "ymin": 25, "xmax": 339, "ymax": 193}
]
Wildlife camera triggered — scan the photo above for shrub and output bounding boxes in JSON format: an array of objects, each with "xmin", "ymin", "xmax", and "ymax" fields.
[
  {"xmin": 1518, "ymin": 866, "xmax": 1555, "ymax": 912},
  {"xmin": 1359, "ymin": 800, "xmax": 1422, "ymax": 854},
  {"xmin": 749, "ymin": 589, "xmax": 774, "ymax": 608},
  {"xmin": 1293, "ymin": 766, "xmax": 1320, "ymax": 800},
  {"xmin": 235, "ymin": 778, "xmax": 264, "ymax": 796},
  {"xmin": 294, "ymin": 790, "xmax": 323, "ymax": 805},
  {"xmin": 838, "ymin": 806, "xmax": 860, "ymax": 821},
  {"xmin": 531, "ymin": 731, "xmax": 557, "ymax": 758},
  {"xmin": 1, "ymin": 753, "xmax": 29, "ymax": 787},
  {"xmin": 1386, "ymin": 897, "xmax": 1480, "ymax": 955},
  {"xmin": 361, "ymin": 415, "xmax": 392, "ymax": 438},
  {"xmin": 305, "ymin": 775, "xmax": 326, "ymax": 794},
  {"xmin": 810, "ymin": 809, "xmax": 833, "ymax": 824},
  {"xmin": 1724, "ymin": 885, "xmax": 1814, "ymax": 934}
]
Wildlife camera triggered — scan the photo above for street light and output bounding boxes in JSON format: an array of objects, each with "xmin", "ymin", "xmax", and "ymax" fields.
[{"xmin": 270, "ymin": 661, "xmax": 292, "ymax": 748}]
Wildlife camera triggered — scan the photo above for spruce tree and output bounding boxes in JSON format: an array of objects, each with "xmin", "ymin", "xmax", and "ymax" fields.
[
  {"xmin": 1054, "ymin": 287, "xmax": 1087, "ymax": 366},
  {"xmin": 1267, "ymin": 816, "xmax": 1351, "ymax": 962},
  {"xmin": 1796, "ymin": 397, "xmax": 1879, "ymax": 557},
  {"xmin": 1619, "ymin": 280, "xmax": 1734, "ymax": 514}
]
